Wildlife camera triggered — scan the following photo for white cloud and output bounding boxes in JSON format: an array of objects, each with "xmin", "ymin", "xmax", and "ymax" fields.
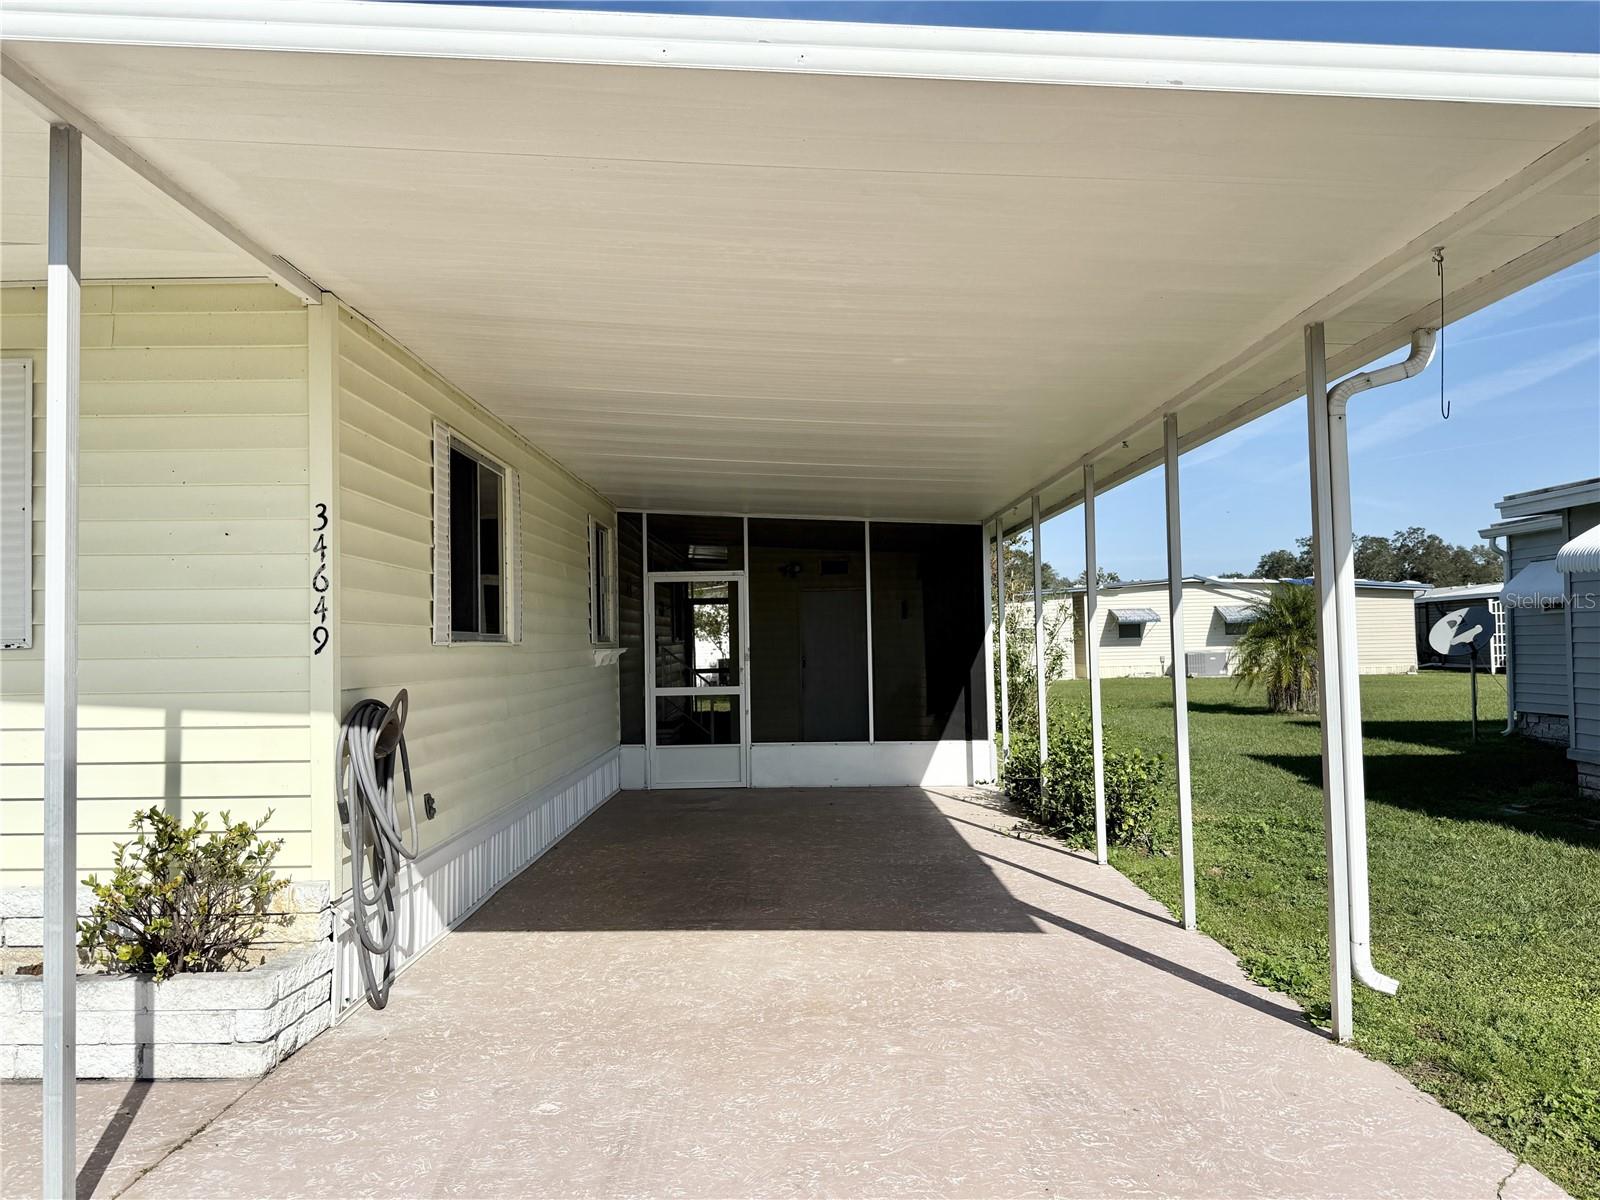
[{"xmin": 1346, "ymin": 338, "xmax": 1598, "ymax": 457}]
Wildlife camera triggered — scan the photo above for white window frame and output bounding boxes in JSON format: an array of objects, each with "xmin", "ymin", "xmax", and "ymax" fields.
[
  {"xmin": 589, "ymin": 514, "xmax": 617, "ymax": 646},
  {"xmin": 1116, "ymin": 621, "xmax": 1146, "ymax": 641},
  {"xmin": 1, "ymin": 359, "xmax": 32, "ymax": 650},
  {"xmin": 431, "ymin": 420, "xmax": 520, "ymax": 647}
]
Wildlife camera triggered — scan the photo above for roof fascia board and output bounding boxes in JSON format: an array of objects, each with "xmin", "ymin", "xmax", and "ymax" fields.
[
  {"xmin": 0, "ymin": 53, "xmax": 322, "ymax": 304},
  {"xmin": 3, "ymin": 0, "xmax": 1598, "ymax": 106},
  {"xmin": 998, "ymin": 126, "xmax": 1600, "ymax": 528},
  {"xmin": 1479, "ymin": 514, "xmax": 1565, "ymax": 539},
  {"xmin": 1497, "ymin": 479, "xmax": 1600, "ymax": 517}
]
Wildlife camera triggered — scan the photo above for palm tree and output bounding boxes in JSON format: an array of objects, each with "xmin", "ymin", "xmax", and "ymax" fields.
[{"xmin": 1233, "ymin": 583, "xmax": 1319, "ymax": 713}]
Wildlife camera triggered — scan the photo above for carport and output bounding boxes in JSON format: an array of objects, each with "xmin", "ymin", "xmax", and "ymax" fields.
[
  {"xmin": 1, "ymin": 2, "xmax": 1596, "ymax": 1194},
  {"xmin": 0, "ymin": 786, "xmax": 1571, "ymax": 1197}
]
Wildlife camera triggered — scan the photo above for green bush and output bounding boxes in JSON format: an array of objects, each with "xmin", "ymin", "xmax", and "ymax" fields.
[
  {"xmin": 999, "ymin": 730, "xmax": 1042, "ymax": 809},
  {"xmin": 1001, "ymin": 711, "xmax": 1162, "ymax": 851},
  {"xmin": 79, "ymin": 807, "xmax": 288, "ymax": 981}
]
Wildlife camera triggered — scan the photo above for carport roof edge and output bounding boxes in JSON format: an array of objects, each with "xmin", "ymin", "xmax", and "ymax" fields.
[
  {"xmin": 2, "ymin": 1, "xmax": 1598, "ymax": 522},
  {"xmin": 3, "ymin": 0, "xmax": 1597, "ymax": 106}
]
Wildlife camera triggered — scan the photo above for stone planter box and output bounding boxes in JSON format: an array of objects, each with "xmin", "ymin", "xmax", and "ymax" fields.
[
  {"xmin": 0, "ymin": 940, "xmax": 334, "ymax": 1079},
  {"xmin": 0, "ymin": 881, "xmax": 336, "ymax": 1080}
]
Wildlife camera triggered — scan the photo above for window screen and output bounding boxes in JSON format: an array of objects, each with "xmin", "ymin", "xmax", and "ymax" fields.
[
  {"xmin": 748, "ymin": 519, "xmax": 868, "ymax": 742},
  {"xmin": 591, "ymin": 519, "xmax": 614, "ymax": 643},
  {"xmin": 646, "ymin": 513, "xmax": 744, "ymax": 572},
  {"xmin": 446, "ymin": 444, "xmax": 506, "ymax": 640},
  {"xmin": 870, "ymin": 523, "xmax": 984, "ymax": 741},
  {"xmin": 1118, "ymin": 622, "xmax": 1144, "ymax": 641}
]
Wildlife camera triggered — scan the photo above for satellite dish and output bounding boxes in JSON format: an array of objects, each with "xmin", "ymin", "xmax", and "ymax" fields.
[{"xmin": 1428, "ymin": 605, "xmax": 1494, "ymax": 657}]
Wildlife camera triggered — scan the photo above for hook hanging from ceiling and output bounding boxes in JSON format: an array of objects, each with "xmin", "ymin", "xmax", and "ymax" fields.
[{"xmin": 1433, "ymin": 246, "xmax": 1449, "ymax": 419}]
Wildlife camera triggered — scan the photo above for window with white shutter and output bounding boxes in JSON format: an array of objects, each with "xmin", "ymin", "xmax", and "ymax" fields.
[
  {"xmin": 1, "ymin": 359, "xmax": 32, "ymax": 650},
  {"xmin": 589, "ymin": 516, "xmax": 615, "ymax": 645}
]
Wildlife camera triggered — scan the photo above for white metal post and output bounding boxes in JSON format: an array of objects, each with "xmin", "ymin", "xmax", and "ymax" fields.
[
  {"xmin": 42, "ymin": 121, "xmax": 81, "ymax": 1200},
  {"xmin": 865, "ymin": 519, "xmax": 875, "ymax": 744},
  {"xmin": 1164, "ymin": 415, "xmax": 1197, "ymax": 931},
  {"xmin": 981, "ymin": 520, "xmax": 998, "ymax": 782},
  {"xmin": 997, "ymin": 521, "xmax": 1010, "ymax": 758},
  {"xmin": 1083, "ymin": 467, "xmax": 1107, "ymax": 866},
  {"xmin": 641, "ymin": 512, "xmax": 653, "ymax": 790},
  {"xmin": 1306, "ymin": 323, "xmax": 1354, "ymax": 1042},
  {"xmin": 1032, "ymin": 495, "xmax": 1047, "ymax": 763}
]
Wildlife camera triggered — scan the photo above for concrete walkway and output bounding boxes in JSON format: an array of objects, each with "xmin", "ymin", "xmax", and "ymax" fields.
[{"xmin": 1, "ymin": 787, "xmax": 1569, "ymax": 1198}]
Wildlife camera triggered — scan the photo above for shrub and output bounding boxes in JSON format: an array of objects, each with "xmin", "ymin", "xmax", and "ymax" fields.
[
  {"xmin": 999, "ymin": 731, "xmax": 1042, "ymax": 810},
  {"xmin": 1001, "ymin": 711, "xmax": 1162, "ymax": 851},
  {"xmin": 1233, "ymin": 582, "xmax": 1319, "ymax": 713},
  {"xmin": 79, "ymin": 807, "xmax": 288, "ymax": 981}
]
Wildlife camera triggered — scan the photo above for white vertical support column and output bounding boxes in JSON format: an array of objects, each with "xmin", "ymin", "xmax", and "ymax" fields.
[
  {"xmin": 742, "ymin": 515, "xmax": 752, "ymax": 786},
  {"xmin": 997, "ymin": 520, "xmax": 1010, "ymax": 759},
  {"xmin": 42, "ymin": 121, "xmax": 81, "ymax": 1200},
  {"xmin": 1083, "ymin": 467, "xmax": 1107, "ymax": 865},
  {"xmin": 307, "ymin": 294, "xmax": 342, "ymax": 893},
  {"xmin": 1032, "ymin": 495, "xmax": 1047, "ymax": 763},
  {"xmin": 642, "ymin": 512, "xmax": 653, "ymax": 790},
  {"xmin": 1164, "ymin": 415, "xmax": 1197, "ymax": 931},
  {"xmin": 981, "ymin": 520, "xmax": 998, "ymax": 782},
  {"xmin": 1306, "ymin": 322, "xmax": 1354, "ymax": 1043},
  {"xmin": 864, "ymin": 519, "xmax": 876, "ymax": 744}
]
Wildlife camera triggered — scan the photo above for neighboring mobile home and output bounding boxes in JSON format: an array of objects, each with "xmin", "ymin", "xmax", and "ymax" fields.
[
  {"xmin": 1038, "ymin": 577, "xmax": 1421, "ymax": 680},
  {"xmin": 0, "ymin": 1, "xmax": 1594, "ymax": 1098},
  {"xmin": 1481, "ymin": 478, "xmax": 1600, "ymax": 797}
]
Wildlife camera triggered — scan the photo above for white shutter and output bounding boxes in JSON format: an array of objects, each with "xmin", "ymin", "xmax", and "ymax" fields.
[
  {"xmin": 509, "ymin": 467, "xmax": 524, "ymax": 644},
  {"xmin": 1, "ymin": 359, "xmax": 32, "ymax": 650},
  {"xmin": 431, "ymin": 420, "xmax": 451, "ymax": 645}
]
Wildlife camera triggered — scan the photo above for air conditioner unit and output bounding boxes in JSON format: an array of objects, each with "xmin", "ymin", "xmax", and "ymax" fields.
[{"xmin": 1186, "ymin": 649, "xmax": 1231, "ymax": 678}]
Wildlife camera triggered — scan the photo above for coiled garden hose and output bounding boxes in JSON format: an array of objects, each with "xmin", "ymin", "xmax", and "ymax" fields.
[{"xmin": 336, "ymin": 690, "xmax": 418, "ymax": 1009}]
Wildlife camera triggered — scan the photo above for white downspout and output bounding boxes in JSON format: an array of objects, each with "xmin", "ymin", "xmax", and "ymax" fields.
[{"xmin": 1326, "ymin": 327, "xmax": 1437, "ymax": 997}]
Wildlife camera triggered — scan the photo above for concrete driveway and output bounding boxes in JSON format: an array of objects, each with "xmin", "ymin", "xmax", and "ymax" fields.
[{"xmin": 1, "ymin": 787, "xmax": 1568, "ymax": 1198}]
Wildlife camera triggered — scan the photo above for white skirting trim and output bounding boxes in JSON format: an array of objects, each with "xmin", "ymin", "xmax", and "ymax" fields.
[
  {"xmin": 619, "ymin": 740, "xmax": 996, "ymax": 790},
  {"xmin": 333, "ymin": 745, "xmax": 620, "ymax": 1015},
  {"xmin": 751, "ymin": 740, "xmax": 993, "ymax": 787}
]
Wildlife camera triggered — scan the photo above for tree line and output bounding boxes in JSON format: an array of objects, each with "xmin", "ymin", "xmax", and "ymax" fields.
[{"xmin": 1231, "ymin": 526, "xmax": 1500, "ymax": 588}]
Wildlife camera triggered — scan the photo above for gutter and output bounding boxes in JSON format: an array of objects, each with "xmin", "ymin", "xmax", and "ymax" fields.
[
  {"xmin": 1325, "ymin": 327, "xmax": 1437, "ymax": 997},
  {"xmin": 2, "ymin": 1, "xmax": 1598, "ymax": 105}
]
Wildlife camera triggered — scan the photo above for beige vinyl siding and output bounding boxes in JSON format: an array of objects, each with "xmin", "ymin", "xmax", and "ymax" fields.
[
  {"xmin": 336, "ymin": 305, "xmax": 617, "ymax": 865},
  {"xmin": 1089, "ymin": 582, "xmax": 1175, "ymax": 678},
  {"xmin": 1509, "ymin": 525, "xmax": 1569, "ymax": 716},
  {"xmin": 1352, "ymin": 589, "xmax": 1419, "ymax": 674},
  {"xmin": 0, "ymin": 283, "xmax": 314, "ymax": 885}
]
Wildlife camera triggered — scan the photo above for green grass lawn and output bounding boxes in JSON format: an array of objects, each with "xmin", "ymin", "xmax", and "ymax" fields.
[{"xmin": 1043, "ymin": 671, "xmax": 1600, "ymax": 1199}]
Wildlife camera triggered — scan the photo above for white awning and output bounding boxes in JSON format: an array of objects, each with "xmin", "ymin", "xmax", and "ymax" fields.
[
  {"xmin": 1110, "ymin": 607, "xmax": 1161, "ymax": 624},
  {"xmin": 1556, "ymin": 524, "xmax": 1600, "ymax": 575},
  {"xmin": 1502, "ymin": 559, "xmax": 1566, "ymax": 608},
  {"xmin": 1217, "ymin": 604, "xmax": 1259, "ymax": 624}
]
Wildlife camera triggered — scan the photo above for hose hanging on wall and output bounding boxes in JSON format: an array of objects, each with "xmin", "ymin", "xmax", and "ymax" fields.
[{"xmin": 336, "ymin": 690, "xmax": 418, "ymax": 1009}]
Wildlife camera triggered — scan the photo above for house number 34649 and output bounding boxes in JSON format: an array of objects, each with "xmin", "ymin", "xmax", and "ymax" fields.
[{"xmin": 311, "ymin": 502, "xmax": 331, "ymax": 655}]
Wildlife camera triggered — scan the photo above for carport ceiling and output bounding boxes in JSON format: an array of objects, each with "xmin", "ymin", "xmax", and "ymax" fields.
[{"xmin": 2, "ymin": 2, "xmax": 1596, "ymax": 520}]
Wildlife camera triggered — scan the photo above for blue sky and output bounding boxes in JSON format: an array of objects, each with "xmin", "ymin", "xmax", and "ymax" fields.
[{"xmin": 422, "ymin": 0, "xmax": 1599, "ymax": 577}]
